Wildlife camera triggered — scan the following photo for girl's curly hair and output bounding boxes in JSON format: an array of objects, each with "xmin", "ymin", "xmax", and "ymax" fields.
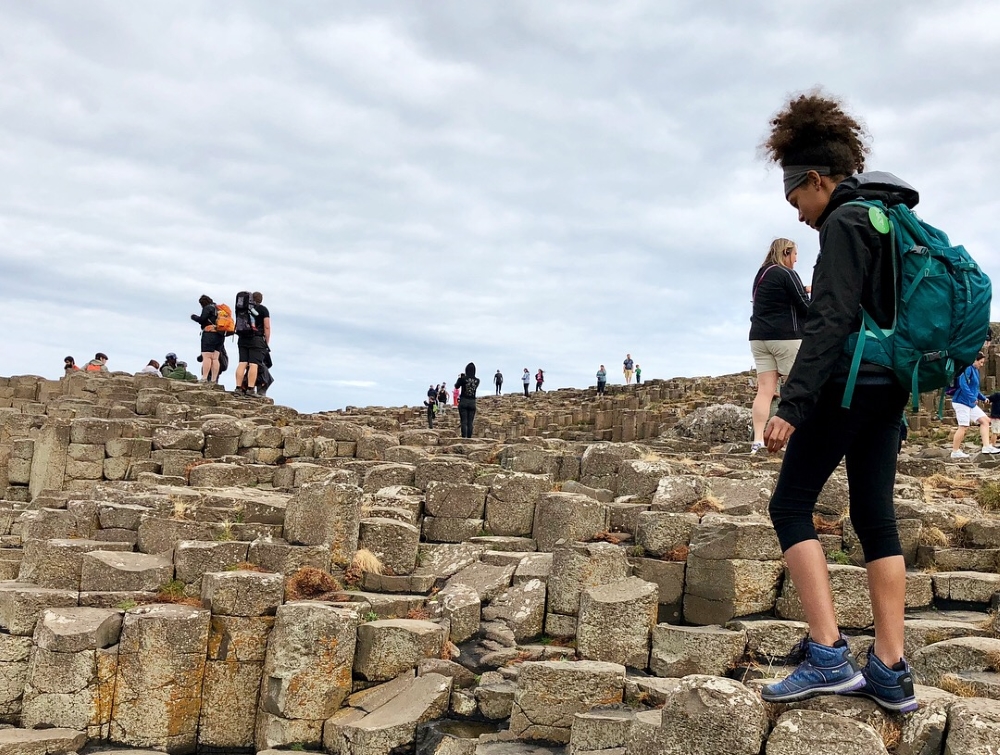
[{"xmin": 761, "ymin": 90, "xmax": 870, "ymax": 177}]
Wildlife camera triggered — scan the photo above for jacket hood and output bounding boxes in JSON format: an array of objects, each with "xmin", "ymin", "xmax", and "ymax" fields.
[{"xmin": 830, "ymin": 171, "xmax": 919, "ymax": 209}]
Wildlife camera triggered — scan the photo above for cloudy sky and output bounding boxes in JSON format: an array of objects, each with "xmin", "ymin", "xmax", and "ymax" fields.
[{"xmin": 2, "ymin": 1, "xmax": 999, "ymax": 413}]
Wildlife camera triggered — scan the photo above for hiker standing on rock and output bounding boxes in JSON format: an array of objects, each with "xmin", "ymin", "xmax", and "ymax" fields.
[
  {"xmin": 191, "ymin": 295, "xmax": 223, "ymax": 384},
  {"xmin": 758, "ymin": 91, "xmax": 918, "ymax": 712},
  {"xmin": 748, "ymin": 238, "xmax": 811, "ymax": 454},
  {"xmin": 596, "ymin": 365, "xmax": 607, "ymax": 395},
  {"xmin": 494, "ymin": 369, "xmax": 503, "ymax": 395},
  {"xmin": 455, "ymin": 363, "xmax": 480, "ymax": 438},
  {"xmin": 623, "ymin": 354, "xmax": 634, "ymax": 384},
  {"xmin": 522, "ymin": 368, "xmax": 530, "ymax": 397}
]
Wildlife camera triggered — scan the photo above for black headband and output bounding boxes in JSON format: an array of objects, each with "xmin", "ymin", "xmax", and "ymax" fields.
[{"xmin": 783, "ymin": 165, "xmax": 831, "ymax": 198}]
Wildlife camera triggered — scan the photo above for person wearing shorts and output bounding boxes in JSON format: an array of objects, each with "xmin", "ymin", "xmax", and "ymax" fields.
[
  {"xmin": 950, "ymin": 353, "xmax": 997, "ymax": 458},
  {"xmin": 748, "ymin": 237, "xmax": 811, "ymax": 454}
]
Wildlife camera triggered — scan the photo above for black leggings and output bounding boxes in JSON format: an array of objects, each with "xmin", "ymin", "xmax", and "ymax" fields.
[
  {"xmin": 768, "ymin": 381, "xmax": 907, "ymax": 563},
  {"xmin": 459, "ymin": 399, "xmax": 476, "ymax": 438}
]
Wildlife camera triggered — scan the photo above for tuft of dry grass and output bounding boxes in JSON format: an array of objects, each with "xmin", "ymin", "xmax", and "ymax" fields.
[
  {"xmin": 688, "ymin": 495, "xmax": 723, "ymax": 515},
  {"xmin": 285, "ymin": 567, "xmax": 343, "ymax": 602},
  {"xmin": 813, "ymin": 513, "xmax": 844, "ymax": 536},
  {"xmin": 662, "ymin": 545, "xmax": 690, "ymax": 563},
  {"xmin": 919, "ymin": 526, "xmax": 950, "ymax": 547},
  {"xmin": 940, "ymin": 676, "xmax": 979, "ymax": 697},
  {"xmin": 406, "ymin": 606, "xmax": 431, "ymax": 621},
  {"xmin": 870, "ymin": 718, "xmax": 902, "ymax": 750},
  {"xmin": 440, "ymin": 640, "xmax": 459, "ymax": 660},
  {"xmin": 344, "ymin": 548, "xmax": 385, "ymax": 586},
  {"xmin": 591, "ymin": 531, "xmax": 625, "ymax": 545},
  {"xmin": 227, "ymin": 561, "xmax": 270, "ymax": 573},
  {"xmin": 987, "ymin": 649, "xmax": 1000, "ymax": 672},
  {"xmin": 926, "ymin": 473, "xmax": 977, "ymax": 491}
]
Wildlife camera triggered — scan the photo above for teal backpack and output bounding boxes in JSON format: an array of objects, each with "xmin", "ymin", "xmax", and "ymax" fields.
[{"xmin": 842, "ymin": 200, "xmax": 992, "ymax": 411}]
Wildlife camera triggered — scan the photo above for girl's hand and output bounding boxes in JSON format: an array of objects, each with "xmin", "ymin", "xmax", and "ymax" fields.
[{"xmin": 764, "ymin": 416, "xmax": 795, "ymax": 452}]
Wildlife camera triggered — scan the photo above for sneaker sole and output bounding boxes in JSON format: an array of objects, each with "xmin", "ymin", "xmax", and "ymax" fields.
[
  {"xmin": 849, "ymin": 689, "xmax": 918, "ymax": 713},
  {"xmin": 761, "ymin": 673, "xmax": 866, "ymax": 703}
]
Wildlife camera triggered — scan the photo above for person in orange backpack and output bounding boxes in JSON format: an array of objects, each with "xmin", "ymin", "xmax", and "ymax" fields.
[
  {"xmin": 84, "ymin": 353, "xmax": 108, "ymax": 372},
  {"xmin": 191, "ymin": 294, "xmax": 223, "ymax": 383}
]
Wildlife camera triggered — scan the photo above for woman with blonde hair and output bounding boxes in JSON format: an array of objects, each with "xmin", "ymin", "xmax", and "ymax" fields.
[{"xmin": 749, "ymin": 237, "xmax": 811, "ymax": 453}]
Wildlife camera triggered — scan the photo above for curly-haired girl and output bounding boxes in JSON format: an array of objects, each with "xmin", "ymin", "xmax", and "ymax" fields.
[{"xmin": 758, "ymin": 90, "xmax": 917, "ymax": 712}]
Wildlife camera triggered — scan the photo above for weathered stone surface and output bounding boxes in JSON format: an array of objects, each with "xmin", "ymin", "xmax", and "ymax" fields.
[
  {"xmin": 259, "ymin": 602, "xmax": 358, "ymax": 722},
  {"xmin": 547, "ymin": 541, "xmax": 629, "ymax": 618},
  {"xmin": 656, "ymin": 675, "xmax": 766, "ymax": 755},
  {"xmin": 532, "ymin": 492, "xmax": 606, "ymax": 551},
  {"xmin": 649, "ymin": 475, "xmax": 707, "ymax": 512},
  {"xmin": 508, "ymin": 660, "xmax": 625, "ymax": 743},
  {"xmin": 207, "ymin": 616, "xmax": 274, "ymax": 662},
  {"xmin": 767, "ymin": 709, "xmax": 887, "ymax": 755},
  {"xmin": 362, "ymin": 463, "xmax": 417, "ymax": 494},
  {"xmin": 475, "ymin": 673, "xmax": 516, "ymax": 721},
  {"xmin": 895, "ymin": 684, "xmax": 954, "ymax": 755},
  {"xmin": 0, "ymin": 585, "xmax": 79, "ymax": 636},
  {"xmin": 336, "ymin": 673, "xmax": 452, "ymax": 755},
  {"xmin": 174, "ymin": 540, "xmax": 249, "ymax": 587},
  {"xmin": 422, "ymin": 517, "xmax": 485, "ymax": 544},
  {"xmin": 671, "ymin": 403, "xmax": 751, "ymax": 443},
  {"xmin": 683, "ymin": 555, "xmax": 784, "ymax": 625},
  {"xmin": 354, "ymin": 619, "xmax": 447, "ymax": 682},
  {"xmin": 198, "ymin": 660, "xmax": 262, "ymax": 749},
  {"xmin": 201, "ymin": 570, "xmax": 284, "ymax": 617},
  {"xmin": 435, "ymin": 584, "xmax": 481, "ymax": 644},
  {"xmin": 137, "ymin": 517, "xmax": 214, "ymax": 555},
  {"xmin": 569, "ymin": 709, "xmax": 633, "ymax": 752},
  {"xmin": 414, "ymin": 459, "xmax": 479, "ymax": 489},
  {"xmin": 911, "ymin": 636, "xmax": 1000, "ymax": 687},
  {"xmin": 579, "ymin": 443, "xmax": 644, "ymax": 490},
  {"xmin": 111, "ymin": 604, "xmax": 211, "ymax": 752},
  {"xmin": 18, "ymin": 538, "xmax": 132, "ymax": 590},
  {"xmin": 358, "ymin": 518, "xmax": 420, "ymax": 576},
  {"xmin": 903, "ymin": 617, "xmax": 991, "ymax": 660},
  {"xmin": 247, "ymin": 540, "xmax": 330, "ymax": 575},
  {"xmin": 616, "ymin": 459, "xmax": 678, "ymax": 498},
  {"xmin": 932, "ymin": 571, "xmax": 1000, "ymax": 603},
  {"xmin": 34, "ymin": 608, "xmax": 122, "ymax": 653},
  {"xmin": 726, "ymin": 618, "xmax": 808, "ymax": 661},
  {"xmin": 152, "ymin": 427, "xmax": 205, "ymax": 451},
  {"xmin": 481, "ymin": 579, "xmax": 546, "ymax": 642},
  {"xmin": 634, "ymin": 511, "xmax": 698, "ymax": 557},
  {"xmin": 776, "ymin": 564, "xmax": 873, "ymax": 629},
  {"xmin": 425, "ymin": 482, "xmax": 488, "ymax": 519},
  {"xmin": 577, "ymin": 577, "xmax": 657, "ymax": 668},
  {"xmin": 283, "ymin": 477, "xmax": 361, "ymax": 568},
  {"xmin": 0, "ymin": 728, "xmax": 88, "ymax": 755},
  {"xmin": 942, "ymin": 697, "xmax": 1000, "ymax": 755},
  {"xmin": 688, "ymin": 514, "xmax": 782, "ymax": 559},
  {"xmin": 79, "ymin": 551, "xmax": 173, "ymax": 593},
  {"xmin": 650, "ymin": 624, "xmax": 746, "ymax": 678},
  {"xmin": 446, "ymin": 562, "xmax": 516, "ymax": 604},
  {"xmin": 485, "ymin": 472, "xmax": 552, "ymax": 537},
  {"xmin": 514, "ymin": 552, "xmax": 552, "ymax": 585},
  {"xmin": 255, "ymin": 711, "xmax": 324, "ymax": 752}
]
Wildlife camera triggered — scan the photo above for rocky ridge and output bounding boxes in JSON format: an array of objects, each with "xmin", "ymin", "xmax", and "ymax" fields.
[{"xmin": 0, "ymin": 369, "xmax": 998, "ymax": 755}]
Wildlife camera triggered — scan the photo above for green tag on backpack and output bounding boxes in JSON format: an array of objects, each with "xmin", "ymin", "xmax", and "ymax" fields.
[{"xmin": 869, "ymin": 206, "xmax": 891, "ymax": 234}]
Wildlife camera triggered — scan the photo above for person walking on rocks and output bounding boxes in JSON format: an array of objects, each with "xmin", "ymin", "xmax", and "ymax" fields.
[
  {"xmin": 455, "ymin": 363, "xmax": 480, "ymax": 438},
  {"xmin": 949, "ymin": 353, "xmax": 998, "ymax": 458},
  {"xmin": 494, "ymin": 369, "xmax": 503, "ymax": 395},
  {"xmin": 623, "ymin": 354, "xmax": 634, "ymax": 384},
  {"xmin": 191, "ymin": 294, "xmax": 224, "ymax": 383},
  {"xmin": 596, "ymin": 365, "xmax": 607, "ymax": 395},
  {"xmin": 758, "ymin": 91, "xmax": 919, "ymax": 712},
  {"xmin": 425, "ymin": 385, "xmax": 437, "ymax": 429},
  {"xmin": 534, "ymin": 368, "xmax": 544, "ymax": 392},
  {"xmin": 522, "ymin": 368, "xmax": 530, "ymax": 397},
  {"xmin": 749, "ymin": 238, "xmax": 811, "ymax": 454}
]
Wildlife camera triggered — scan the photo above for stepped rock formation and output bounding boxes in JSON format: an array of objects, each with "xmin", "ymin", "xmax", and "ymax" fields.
[{"xmin": 0, "ymin": 369, "xmax": 999, "ymax": 754}]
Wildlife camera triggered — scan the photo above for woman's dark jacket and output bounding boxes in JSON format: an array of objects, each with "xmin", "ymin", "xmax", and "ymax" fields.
[
  {"xmin": 776, "ymin": 172, "xmax": 917, "ymax": 428},
  {"xmin": 749, "ymin": 266, "xmax": 810, "ymax": 340},
  {"xmin": 455, "ymin": 375, "xmax": 480, "ymax": 401}
]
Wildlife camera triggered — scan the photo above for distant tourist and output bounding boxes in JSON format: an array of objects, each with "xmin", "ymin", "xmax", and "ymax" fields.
[
  {"xmin": 84, "ymin": 353, "xmax": 109, "ymax": 372},
  {"xmin": 425, "ymin": 385, "xmax": 437, "ymax": 429},
  {"xmin": 950, "ymin": 353, "xmax": 997, "ymax": 458},
  {"xmin": 989, "ymin": 389, "xmax": 1000, "ymax": 448},
  {"xmin": 452, "ymin": 384, "xmax": 459, "ymax": 406},
  {"xmin": 63, "ymin": 356, "xmax": 79, "ymax": 375},
  {"xmin": 535, "ymin": 368, "xmax": 544, "ymax": 392},
  {"xmin": 437, "ymin": 383, "xmax": 449, "ymax": 411},
  {"xmin": 138, "ymin": 360, "xmax": 161, "ymax": 376},
  {"xmin": 494, "ymin": 369, "xmax": 503, "ymax": 395},
  {"xmin": 623, "ymin": 354, "xmax": 634, "ymax": 384},
  {"xmin": 160, "ymin": 353, "xmax": 178, "ymax": 377},
  {"xmin": 166, "ymin": 360, "xmax": 198, "ymax": 382},
  {"xmin": 521, "ymin": 368, "xmax": 530, "ymax": 397},
  {"xmin": 191, "ymin": 294, "xmax": 223, "ymax": 383},
  {"xmin": 234, "ymin": 292, "xmax": 270, "ymax": 397},
  {"xmin": 596, "ymin": 365, "xmax": 607, "ymax": 395},
  {"xmin": 635, "ymin": 364, "xmax": 642, "ymax": 384},
  {"xmin": 748, "ymin": 238, "xmax": 810, "ymax": 454},
  {"xmin": 455, "ymin": 363, "xmax": 480, "ymax": 438}
]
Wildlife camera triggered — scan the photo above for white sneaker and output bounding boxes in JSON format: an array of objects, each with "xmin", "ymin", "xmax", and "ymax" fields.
[
  {"xmin": 750, "ymin": 442, "xmax": 765, "ymax": 455},
  {"xmin": 951, "ymin": 450, "xmax": 970, "ymax": 459},
  {"xmin": 982, "ymin": 446, "xmax": 1000, "ymax": 454}
]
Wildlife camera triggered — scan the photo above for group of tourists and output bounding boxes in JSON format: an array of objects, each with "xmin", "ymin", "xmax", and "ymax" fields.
[
  {"xmin": 596, "ymin": 355, "xmax": 641, "ymax": 395},
  {"xmin": 63, "ymin": 352, "xmax": 199, "ymax": 382},
  {"xmin": 423, "ymin": 365, "xmax": 481, "ymax": 437}
]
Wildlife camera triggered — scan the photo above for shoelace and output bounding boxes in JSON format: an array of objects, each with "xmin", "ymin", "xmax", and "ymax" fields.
[{"xmin": 786, "ymin": 637, "xmax": 810, "ymax": 665}]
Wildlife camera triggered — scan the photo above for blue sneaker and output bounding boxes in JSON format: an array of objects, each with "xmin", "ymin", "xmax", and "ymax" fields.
[
  {"xmin": 851, "ymin": 645, "xmax": 918, "ymax": 713},
  {"xmin": 760, "ymin": 637, "xmax": 865, "ymax": 703}
]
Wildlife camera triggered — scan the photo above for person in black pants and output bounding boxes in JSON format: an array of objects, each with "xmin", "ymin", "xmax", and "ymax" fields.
[
  {"xmin": 455, "ymin": 363, "xmax": 480, "ymax": 438},
  {"xmin": 758, "ymin": 92, "xmax": 917, "ymax": 712},
  {"xmin": 494, "ymin": 369, "xmax": 503, "ymax": 395},
  {"xmin": 424, "ymin": 385, "xmax": 436, "ymax": 429}
]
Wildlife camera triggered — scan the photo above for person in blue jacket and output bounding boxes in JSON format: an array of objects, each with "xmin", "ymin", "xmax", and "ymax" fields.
[{"xmin": 950, "ymin": 353, "xmax": 998, "ymax": 458}]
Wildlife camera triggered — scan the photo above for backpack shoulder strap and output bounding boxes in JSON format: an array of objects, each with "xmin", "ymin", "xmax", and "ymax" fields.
[{"xmin": 752, "ymin": 264, "xmax": 780, "ymax": 302}]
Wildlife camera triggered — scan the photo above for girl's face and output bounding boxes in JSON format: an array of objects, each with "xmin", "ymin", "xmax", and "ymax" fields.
[
  {"xmin": 786, "ymin": 172, "xmax": 836, "ymax": 230},
  {"xmin": 783, "ymin": 246, "xmax": 798, "ymax": 268}
]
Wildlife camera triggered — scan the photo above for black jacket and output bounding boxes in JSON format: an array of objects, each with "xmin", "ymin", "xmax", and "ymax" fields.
[
  {"xmin": 749, "ymin": 265, "xmax": 810, "ymax": 340},
  {"xmin": 776, "ymin": 172, "xmax": 918, "ymax": 428}
]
